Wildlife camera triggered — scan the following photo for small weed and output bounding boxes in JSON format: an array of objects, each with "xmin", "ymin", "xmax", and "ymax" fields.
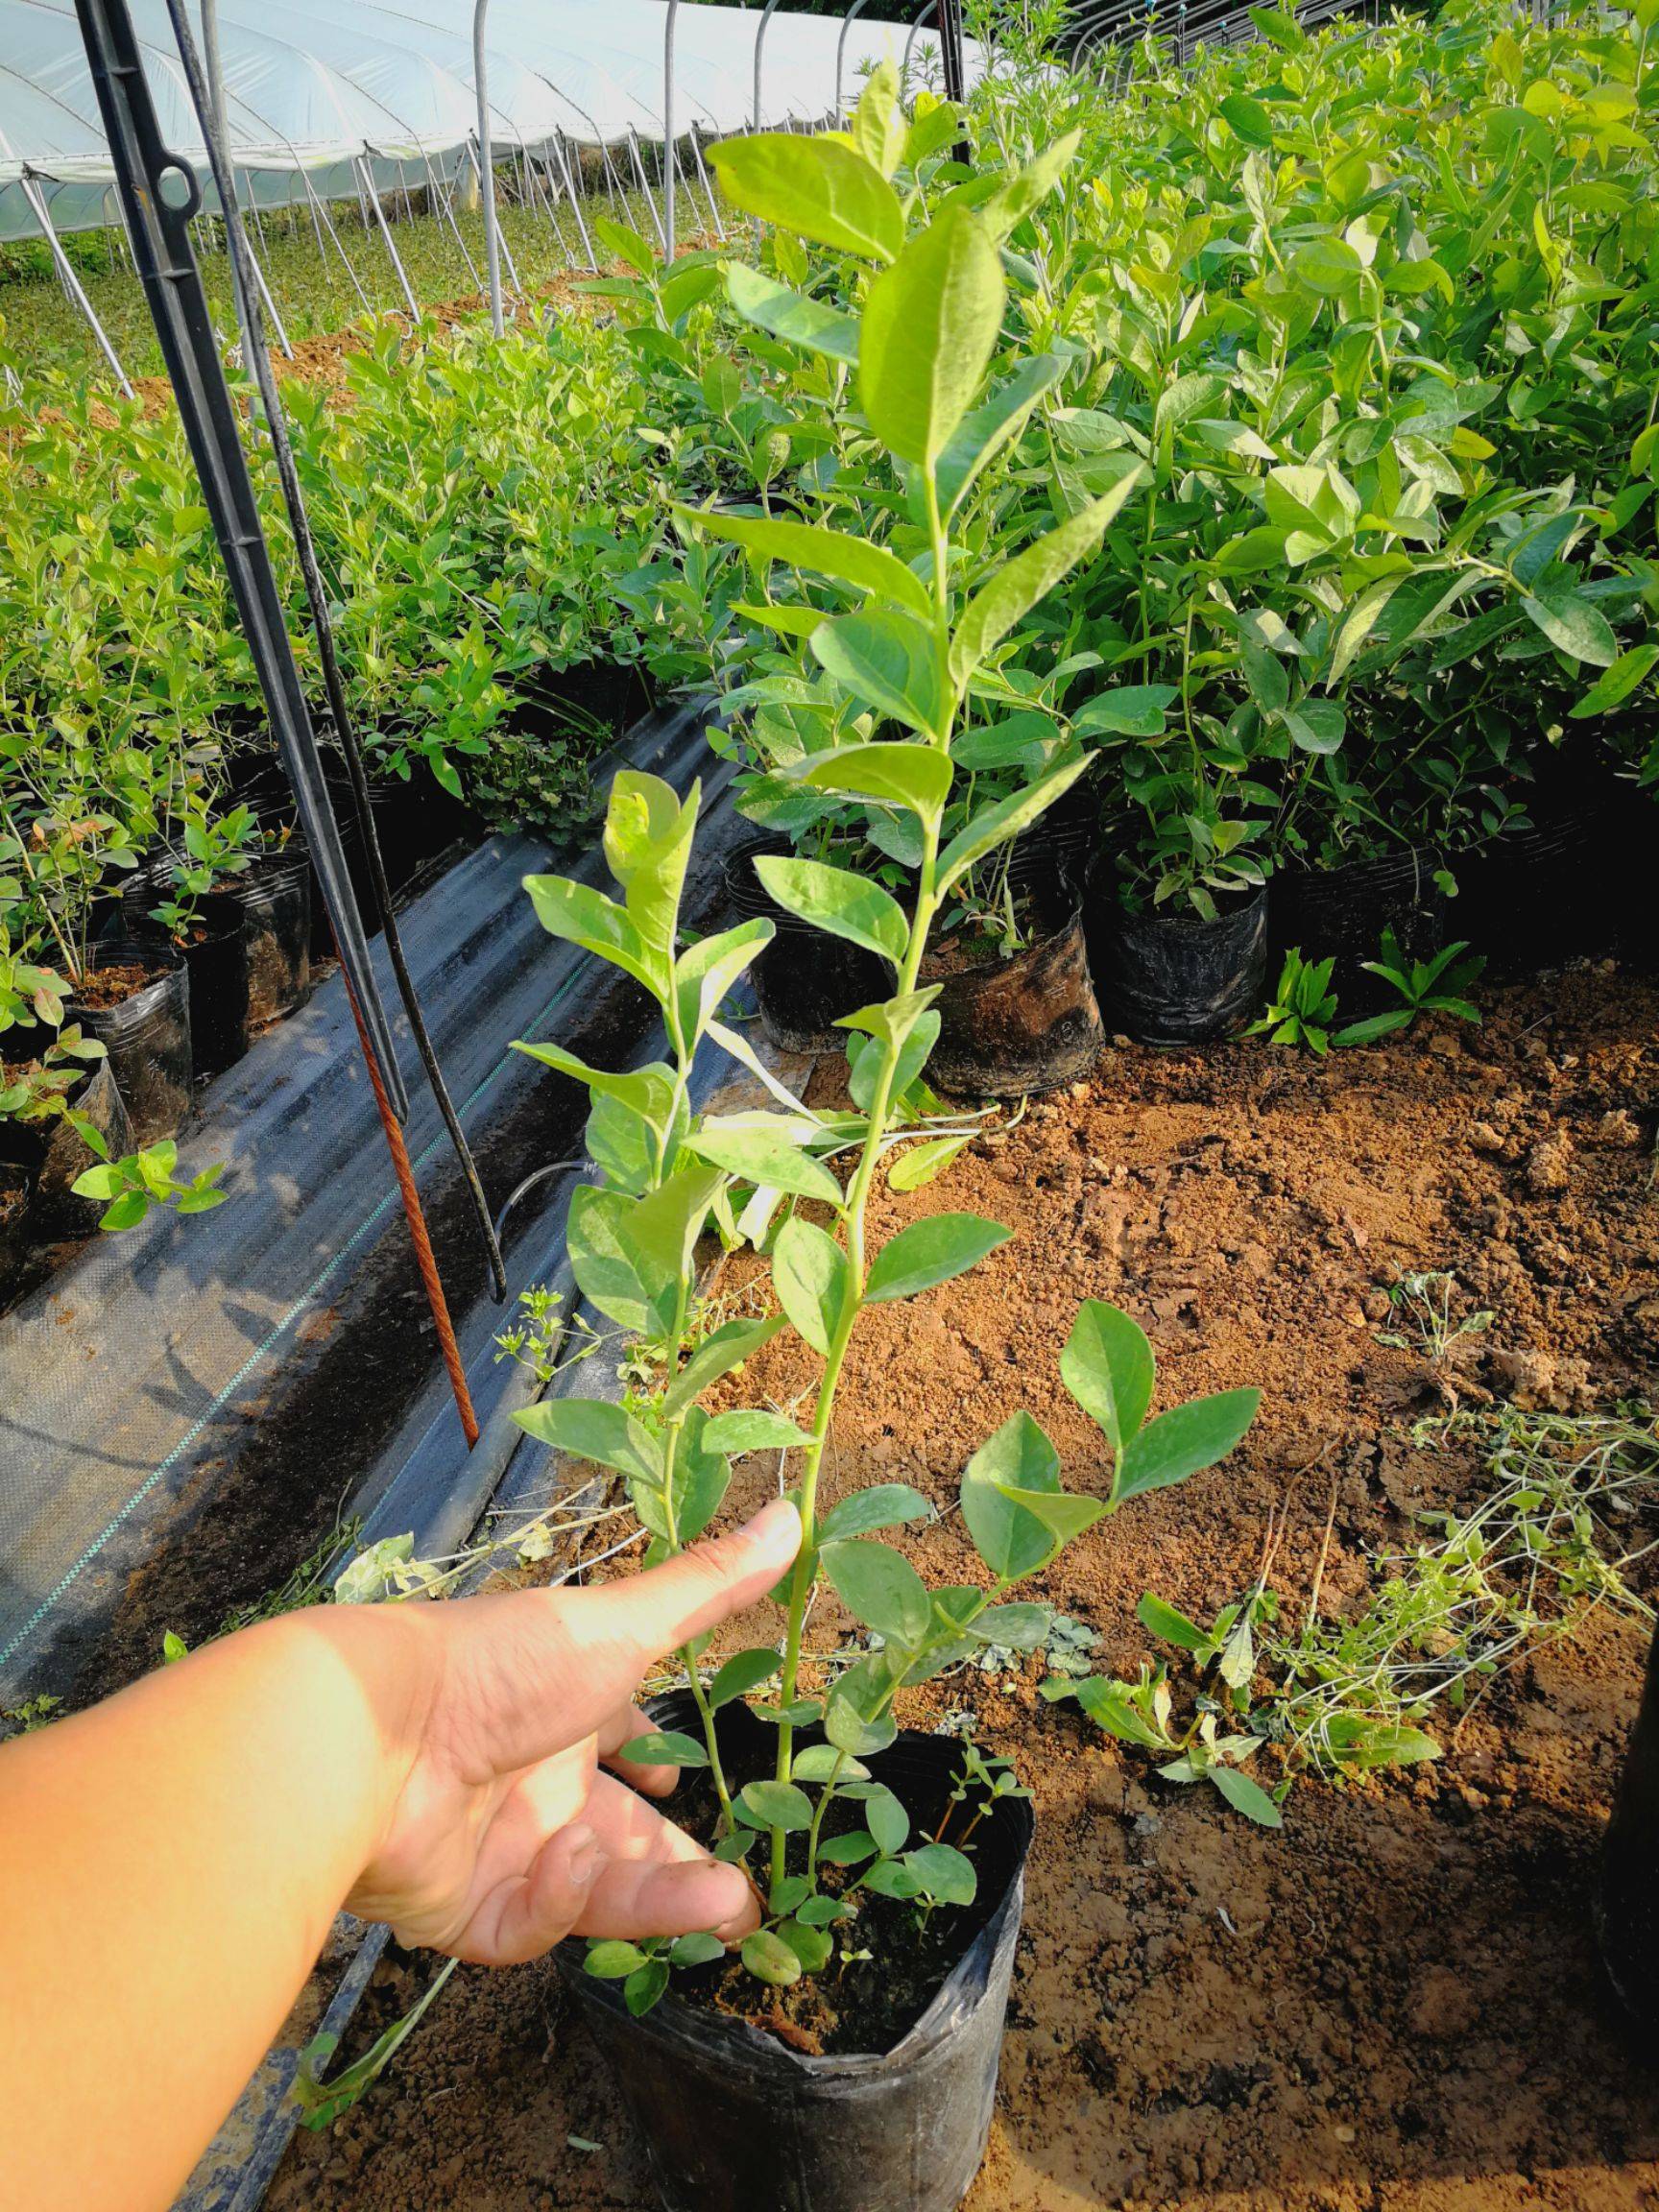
[
  {"xmin": 1378, "ymin": 1269, "xmax": 1494, "ymax": 1365},
  {"xmin": 0, "ymin": 1693, "xmax": 61, "ymax": 1739}
]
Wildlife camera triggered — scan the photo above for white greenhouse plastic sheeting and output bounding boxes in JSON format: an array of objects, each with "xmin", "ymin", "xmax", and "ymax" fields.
[{"xmin": 0, "ymin": 0, "xmax": 977, "ymax": 243}]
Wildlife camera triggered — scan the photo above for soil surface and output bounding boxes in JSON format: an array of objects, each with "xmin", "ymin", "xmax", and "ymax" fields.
[
  {"xmin": 269, "ymin": 957, "xmax": 1659, "ymax": 2212},
  {"xmin": 67, "ymin": 957, "xmax": 167, "ymax": 1011}
]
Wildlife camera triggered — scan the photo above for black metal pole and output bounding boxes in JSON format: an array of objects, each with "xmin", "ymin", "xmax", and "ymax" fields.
[
  {"xmin": 937, "ymin": 0, "xmax": 969, "ymax": 103},
  {"xmin": 71, "ymin": 0, "xmax": 409, "ymax": 1118}
]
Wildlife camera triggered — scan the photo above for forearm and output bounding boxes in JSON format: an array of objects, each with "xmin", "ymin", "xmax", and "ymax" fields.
[{"xmin": 0, "ymin": 1604, "xmax": 432, "ymax": 2212}]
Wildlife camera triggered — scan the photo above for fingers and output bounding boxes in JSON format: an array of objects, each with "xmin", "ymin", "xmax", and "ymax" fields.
[
  {"xmin": 420, "ymin": 1818, "xmax": 603, "ymax": 1967},
  {"xmin": 597, "ymin": 1701, "xmax": 677, "ymax": 1798},
  {"xmin": 569, "ymin": 1498, "xmax": 801, "ymax": 1674},
  {"xmin": 572, "ymin": 1774, "xmax": 759, "ymax": 1944}
]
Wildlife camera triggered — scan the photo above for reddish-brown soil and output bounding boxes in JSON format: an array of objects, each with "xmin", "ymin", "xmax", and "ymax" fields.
[
  {"xmin": 270, "ymin": 960, "xmax": 1659, "ymax": 2212},
  {"xmin": 66, "ymin": 957, "xmax": 164, "ymax": 1011}
]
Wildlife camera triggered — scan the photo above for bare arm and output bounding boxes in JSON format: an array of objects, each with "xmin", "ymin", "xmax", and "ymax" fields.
[{"xmin": 0, "ymin": 1499, "xmax": 801, "ymax": 2212}]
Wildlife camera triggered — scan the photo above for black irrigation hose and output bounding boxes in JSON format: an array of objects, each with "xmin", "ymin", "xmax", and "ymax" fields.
[
  {"xmin": 157, "ymin": 0, "xmax": 509, "ymax": 1303},
  {"xmin": 492, "ymin": 1158, "xmax": 586, "ymax": 1245}
]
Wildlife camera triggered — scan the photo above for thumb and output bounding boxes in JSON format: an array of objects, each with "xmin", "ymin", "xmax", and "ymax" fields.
[{"xmin": 572, "ymin": 1498, "xmax": 802, "ymax": 1670}]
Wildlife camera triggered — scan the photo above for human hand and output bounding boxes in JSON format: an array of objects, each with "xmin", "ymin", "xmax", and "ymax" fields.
[{"xmin": 342, "ymin": 1499, "xmax": 800, "ymax": 1966}]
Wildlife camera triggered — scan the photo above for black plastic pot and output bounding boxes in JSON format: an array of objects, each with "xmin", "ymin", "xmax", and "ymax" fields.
[
  {"xmin": 725, "ymin": 841, "xmax": 889, "ymax": 1055},
  {"xmin": 924, "ymin": 894, "xmax": 1104, "ymax": 1098},
  {"xmin": 220, "ymin": 851, "xmax": 311, "ymax": 1025},
  {"xmin": 0, "ymin": 1164, "xmax": 30, "ymax": 1295},
  {"xmin": 64, "ymin": 943, "xmax": 192, "ymax": 1143},
  {"xmin": 31, "ymin": 1058, "xmax": 135, "ymax": 1238},
  {"xmin": 1599, "ymin": 1616, "xmax": 1659, "ymax": 2031},
  {"xmin": 1088, "ymin": 870, "xmax": 1268, "ymax": 1045},
  {"xmin": 121, "ymin": 882, "xmax": 253, "ymax": 1080},
  {"xmin": 560, "ymin": 1693, "xmax": 1033, "ymax": 2212},
  {"xmin": 1271, "ymin": 848, "xmax": 1445, "ymax": 1014},
  {"xmin": 1459, "ymin": 788, "xmax": 1626, "ymax": 976}
]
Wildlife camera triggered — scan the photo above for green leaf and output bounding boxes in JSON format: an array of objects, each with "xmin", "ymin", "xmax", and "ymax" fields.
[
  {"xmin": 825, "ymin": 1651, "xmax": 901, "ymax": 1755},
  {"xmin": 1070, "ymin": 1674, "xmax": 1169, "ymax": 1748},
  {"xmin": 819, "ymin": 1482, "xmax": 934, "ymax": 1541},
  {"xmin": 779, "ymin": 1918, "xmax": 833, "ymax": 1973},
  {"xmin": 977, "ymin": 130, "xmax": 1080, "ymax": 242},
  {"xmin": 934, "ymin": 755, "xmax": 1092, "ymax": 899},
  {"xmin": 1569, "ymin": 643, "xmax": 1658, "ymax": 715},
  {"xmin": 850, "ymin": 58, "xmax": 904, "ymax": 176},
  {"xmin": 969, "ymin": 1600, "xmax": 1051, "ymax": 1649},
  {"xmin": 1520, "ymin": 576, "xmax": 1620, "ymax": 666},
  {"xmin": 797, "ymin": 1892, "xmax": 854, "ymax": 1925},
  {"xmin": 593, "ymin": 216, "xmax": 656, "ymax": 276},
  {"xmin": 792, "ymin": 1743, "xmax": 868, "ymax": 1783},
  {"xmin": 798, "ymin": 741, "xmax": 954, "ymax": 822},
  {"xmin": 685, "ymin": 1118, "xmax": 844, "ymax": 1206},
  {"xmin": 948, "ymin": 470, "xmax": 1145, "ymax": 687},
  {"xmin": 513, "ymin": 1396, "xmax": 661, "ymax": 1488},
  {"xmin": 1061, "ymin": 1300, "xmax": 1155, "ymax": 1452},
  {"xmin": 859, "ymin": 204, "xmax": 1006, "ymax": 467},
  {"xmin": 603, "ymin": 771, "xmax": 697, "ymax": 975},
  {"xmin": 1209, "ymin": 1765, "xmax": 1283, "ymax": 1828},
  {"xmin": 737, "ymin": 1779, "xmax": 814, "ymax": 1831},
  {"xmin": 772, "ymin": 1214, "xmax": 852, "ymax": 1357},
  {"xmin": 754, "ymin": 854, "xmax": 909, "ymax": 966},
  {"xmin": 520, "ymin": 876, "xmax": 657, "ymax": 996},
  {"xmin": 816, "ymin": 1829, "xmax": 877, "ymax": 1864},
  {"xmin": 1135, "ymin": 1593, "xmax": 1214, "ymax": 1654},
  {"xmin": 678, "ymin": 507, "xmax": 930, "ymax": 620},
  {"xmin": 960, "ymin": 1411, "xmax": 1067, "ymax": 1580},
  {"xmin": 618, "ymin": 1729, "xmax": 709, "ymax": 1767},
  {"xmin": 889, "ymin": 1134, "xmax": 972, "ymax": 1191},
  {"xmin": 811, "ymin": 609, "xmax": 949, "ymax": 739},
  {"xmin": 700, "ymin": 1408, "xmax": 816, "ymax": 1455},
  {"xmin": 709, "ymin": 1646, "xmax": 781, "ymax": 1708},
  {"xmin": 511, "ymin": 1044, "xmax": 675, "ymax": 1135},
  {"xmin": 903, "ymin": 1842, "xmax": 976, "ymax": 1905},
  {"xmin": 861, "ymin": 1858, "xmax": 923, "ymax": 1899},
  {"xmin": 586, "ymin": 1940, "xmax": 649, "ymax": 1980},
  {"xmin": 724, "ymin": 262, "xmax": 860, "ymax": 365},
  {"xmin": 1070, "ymin": 685, "xmax": 1176, "ymax": 737},
  {"xmin": 865, "ymin": 1213, "xmax": 1011, "ymax": 1303},
  {"xmin": 1283, "ymin": 701, "xmax": 1346, "ymax": 756},
  {"xmin": 669, "ymin": 1931, "xmax": 728, "ymax": 1968},
  {"xmin": 864, "ymin": 1786, "xmax": 910, "ymax": 1856},
  {"xmin": 937, "ymin": 352, "xmax": 1069, "ymax": 517},
  {"xmin": 709, "ymin": 134, "xmax": 903, "ymax": 262},
  {"xmin": 1218, "ymin": 92, "xmax": 1274, "ymax": 148},
  {"xmin": 674, "ymin": 918, "xmax": 775, "ymax": 1049},
  {"xmin": 740, "ymin": 1928, "xmax": 804, "ymax": 1986},
  {"xmin": 821, "ymin": 1537, "xmax": 932, "ymax": 1645},
  {"xmin": 1116, "ymin": 1389, "xmax": 1261, "ymax": 1503},
  {"xmin": 662, "ymin": 1316, "xmax": 784, "ymax": 1417}
]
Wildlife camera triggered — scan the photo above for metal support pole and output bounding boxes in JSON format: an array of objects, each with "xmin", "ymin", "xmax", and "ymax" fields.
[
  {"xmin": 237, "ymin": 204, "xmax": 294, "ymax": 357},
  {"xmin": 689, "ymin": 120, "xmax": 725, "ymax": 241},
  {"xmin": 937, "ymin": 0, "xmax": 968, "ymax": 105},
  {"xmin": 835, "ymin": 0, "xmax": 875, "ymax": 121},
  {"xmin": 465, "ymin": 136, "xmax": 521, "ymax": 293},
  {"xmin": 663, "ymin": 0, "xmax": 679, "ymax": 260},
  {"xmin": 553, "ymin": 133, "xmax": 598, "ymax": 268},
  {"xmin": 754, "ymin": 0, "xmax": 784, "ymax": 131},
  {"xmin": 357, "ymin": 152, "xmax": 421, "ymax": 318},
  {"xmin": 423, "ymin": 143, "xmax": 481, "ymax": 291},
  {"xmin": 472, "ymin": 0, "xmax": 504, "ymax": 335},
  {"xmin": 902, "ymin": 4, "xmax": 940, "ymax": 94},
  {"xmin": 627, "ymin": 124, "xmax": 665, "ymax": 251},
  {"xmin": 19, "ymin": 172, "xmax": 132, "ymax": 395},
  {"xmin": 302, "ymin": 169, "xmax": 373, "ymax": 312}
]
